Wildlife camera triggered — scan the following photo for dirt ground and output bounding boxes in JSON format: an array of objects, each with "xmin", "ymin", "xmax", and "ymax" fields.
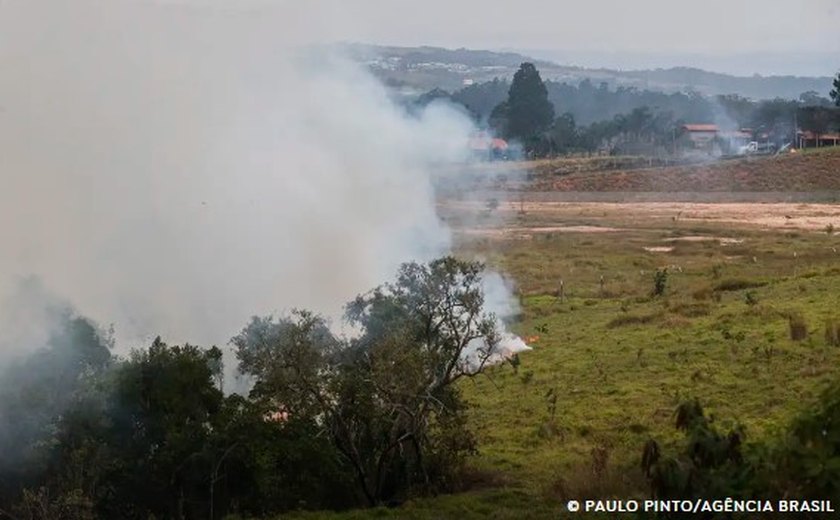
[
  {"xmin": 443, "ymin": 200, "xmax": 840, "ymax": 236},
  {"xmin": 528, "ymin": 147, "xmax": 840, "ymax": 192}
]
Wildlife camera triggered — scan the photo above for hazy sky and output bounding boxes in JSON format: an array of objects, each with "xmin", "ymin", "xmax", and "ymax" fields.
[
  {"xmin": 315, "ymin": 0, "xmax": 839, "ymax": 53},
  {"xmin": 5, "ymin": 0, "xmax": 840, "ymax": 72},
  {"xmin": 187, "ymin": 0, "xmax": 840, "ymax": 76}
]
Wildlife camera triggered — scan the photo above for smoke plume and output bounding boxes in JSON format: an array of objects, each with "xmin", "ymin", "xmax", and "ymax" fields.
[{"xmin": 0, "ymin": 1, "xmax": 525, "ymax": 369}]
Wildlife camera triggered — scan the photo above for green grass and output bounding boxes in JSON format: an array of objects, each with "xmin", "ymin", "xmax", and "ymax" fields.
[
  {"xmin": 280, "ymin": 489, "xmax": 561, "ymax": 520},
  {"xmin": 279, "ymin": 218, "xmax": 840, "ymax": 519}
]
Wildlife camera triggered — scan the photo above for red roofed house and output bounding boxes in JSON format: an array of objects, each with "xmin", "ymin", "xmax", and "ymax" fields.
[
  {"xmin": 469, "ymin": 132, "xmax": 510, "ymax": 160},
  {"xmin": 796, "ymin": 131, "xmax": 840, "ymax": 149},
  {"xmin": 681, "ymin": 124, "xmax": 719, "ymax": 153}
]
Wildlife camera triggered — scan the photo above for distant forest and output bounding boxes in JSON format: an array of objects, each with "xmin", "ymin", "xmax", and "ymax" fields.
[
  {"xmin": 413, "ymin": 68, "xmax": 840, "ymax": 157},
  {"xmin": 418, "ymin": 78, "xmax": 837, "ymax": 127}
]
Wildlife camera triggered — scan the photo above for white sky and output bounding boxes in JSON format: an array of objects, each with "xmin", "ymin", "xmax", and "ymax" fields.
[
  {"xmin": 6, "ymin": 0, "xmax": 840, "ymax": 75},
  {"xmin": 309, "ymin": 0, "xmax": 840, "ymax": 54},
  {"xmin": 184, "ymin": 0, "xmax": 840, "ymax": 75}
]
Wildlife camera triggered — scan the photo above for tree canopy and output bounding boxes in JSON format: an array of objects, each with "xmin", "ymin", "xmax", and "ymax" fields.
[
  {"xmin": 0, "ymin": 257, "xmax": 504, "ymax": 518},
  {"xmin": 494, "ymin": 63, "xmax": 555, "ymax": 145}
]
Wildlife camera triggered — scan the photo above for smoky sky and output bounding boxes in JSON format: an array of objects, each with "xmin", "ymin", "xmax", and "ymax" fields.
[
  {"xmin": 0, "ymin": 0, "xmax": 527, "ymax": 371},
  {"xmin": 317, "ymin": 0, "xmax": 838, "ymax": 53},
  {"xmin": 0, "ymin": 0, "xmax": 834, "ymax": 363},
  {"xmin": 144, "ymin": 0, "xmax": 840, "ymax": 76}
]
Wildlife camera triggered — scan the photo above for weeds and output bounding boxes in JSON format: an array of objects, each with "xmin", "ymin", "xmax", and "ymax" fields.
[
  {"xmin": 520, "ymin": 370, "xmax": 535, "ymax": 384},
  {"xmin": 788, "ymin": 313, "xmax": 808, "ymax": 341},
  {"xmin": 670, "ymin": 302, "xmax": 712, "ymax": 318},
  {"xmin": 692, "ymin": 285, "xmax": 713, "ymax": 301},
  {"xmin": 825, "ymin": 319, "xmax": 840, "ymax": 347},
  {"xmin": 537, "ymin": 387, "xmax": 562, "ymax": 439},
  {"xmin": 714, "ymin": 278, "xmax": 767, "ymax": 292},
  {"xmin": 652, "ymin": 268, "xmax": 668, "ymax": 297},
  {"xmin": 590, "ymin": 443, "xmax": 610, "ymax": 480},
  {"xmin": 607, "ymin": 312, "xmax": 661, "ymax": 328}
]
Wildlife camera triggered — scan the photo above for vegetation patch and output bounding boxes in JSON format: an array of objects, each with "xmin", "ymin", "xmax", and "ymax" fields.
[
  {"xmin": 606, "ymin": 311, "xmax": 662, "ymax": 328},
  {"xmin": 714, "ymin": 278, "xmax": 768, "ymax": 292}
]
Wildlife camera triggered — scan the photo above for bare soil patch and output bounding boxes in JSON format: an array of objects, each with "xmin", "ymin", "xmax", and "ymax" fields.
[
  {"xmin": 527, "ymin": 148, "xmax": 840, "ymax": 193},
  {"xmin": 445, "ymin": 201, "xmax": 840, "ymax": 236}
]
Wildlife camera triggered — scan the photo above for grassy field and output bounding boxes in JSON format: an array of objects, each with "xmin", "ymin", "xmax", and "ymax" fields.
[
  {"xmin": 460, "ymin": 218, "xmax": 840, "ymax": 500},
  {"xmin": 280, "ymin": 198, "xmax": 840, "ymax": 519}
]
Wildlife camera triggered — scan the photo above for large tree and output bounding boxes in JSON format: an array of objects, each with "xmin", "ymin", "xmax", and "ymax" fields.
[
  {"xmin": 233, "ymin": 257, "xmax": 500, "ymax": 506},
  {"xmin": 496, "ymin": 63, "xmax": 555, "ymax": 144},
  {"xmin": 831, "ymin": 72, "xmax": 840, "ymax": 107},
  {"xmin": 0, "ymin": 309, "xmax": 112, "ymax": 514},
  {"xmin": 551, "ymin": 112, "xmax": 578, "ymax": 154}
]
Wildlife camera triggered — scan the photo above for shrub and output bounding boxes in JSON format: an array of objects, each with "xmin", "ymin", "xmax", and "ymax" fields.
[
  {"xmin": 771, "ymin": 379, "xmax": 840, "ymax": 500},
  {"xmin": 652, "ymin": 268, "xmax": 668, "ymax": 297},
  {"xmin": 520, "ymin": 370, "xmax": 535, "ymax": 384},
  {"xmin": 642, "ymin": 400, "xmax": 746, "ymax": 500},
  {"xmin": 788, "ymin": 313, "xmax": 808, "ymax": 341},
  {"xmin": 670, "ymin": 302, "xmax": 712, "ymax": 318},
  {"xmin": 825, "ymin": 319, "xmax": 840, "ymax": 347},
  {"xmin": 644, "ymin": 380, "xmax": 840, "ymax": 504},
  {"xmin": 692, "ymin": 286, "xmax": 713, "ymax": 301},
  {"xmin": 714, "ymin": 278, "xmax": 767, "ymax": 292}
]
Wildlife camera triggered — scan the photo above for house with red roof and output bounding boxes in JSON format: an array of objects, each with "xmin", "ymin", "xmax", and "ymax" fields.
[
  {"xmin": 681, "ymin": 124, "xmax": 719, "ymax": 153},
  {"xmin": 796, "ymin": 130, "xmax": 840, "ymax": 149},
  {"xmin": 468, "ymin": 132, "xmax": 512, "ymax": 160}
]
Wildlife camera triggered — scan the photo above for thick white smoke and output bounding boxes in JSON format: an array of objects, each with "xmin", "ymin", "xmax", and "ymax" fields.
[{"xmin": 0, "ymin": 1, "xmax": 527, "ymax": 367}]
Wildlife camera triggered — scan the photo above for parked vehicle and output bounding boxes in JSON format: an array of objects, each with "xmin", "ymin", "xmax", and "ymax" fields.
[{"xmin": 738, "ymin": 141, "xmax": 777, "ymax": 155}]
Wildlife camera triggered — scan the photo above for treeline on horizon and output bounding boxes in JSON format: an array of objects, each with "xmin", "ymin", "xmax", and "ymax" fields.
[{"xmin": 413, "ymin": 64, "xmax": 840, "ymax": 156}]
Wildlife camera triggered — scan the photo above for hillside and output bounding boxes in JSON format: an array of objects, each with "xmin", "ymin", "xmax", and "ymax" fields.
[
  {"xmin": 530, "ymin": 148, "xmax": 840, "ymax": 192},
  {"xmin": 344, "ymin": 44, "xmax": 832, "ymax": 99}
]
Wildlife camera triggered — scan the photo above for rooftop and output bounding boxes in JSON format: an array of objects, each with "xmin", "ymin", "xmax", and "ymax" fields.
[{"xmin": 683, "ymin": 124, "xmax": 719, "ymax": 132}]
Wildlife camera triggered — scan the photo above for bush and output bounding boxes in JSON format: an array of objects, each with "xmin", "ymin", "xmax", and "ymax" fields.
[
  {"xmin": 642, "ymin": 400, "xmax": 747, "ymax": 501},
  {"xmin": 714, "ymin": 278, "xmax": 767, "ymax": 292},
  {"xmin": 788, "ymin": 313, "xmax": 808, "ymax": 341},
  {"xmin": 691, "ymin": 286, "xmax": 713, "ymax": 301},
  {"xmin": 669, "ymin": 302, "xmax": 712, "ymax": 318},
  {"xmin": 644, "ymin": 380, "xmax": 840, "ymax": 508},
  {"xmin": 770, "ymin": 379, "xmax": 840, "ymax": 501},
  {"xmin": 652, "ymin": 268, "xmax": 668, "ymax": 297},
  {"xmin": 826, "ymin": 319, "xmax": 840, "ymax": 347}
]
